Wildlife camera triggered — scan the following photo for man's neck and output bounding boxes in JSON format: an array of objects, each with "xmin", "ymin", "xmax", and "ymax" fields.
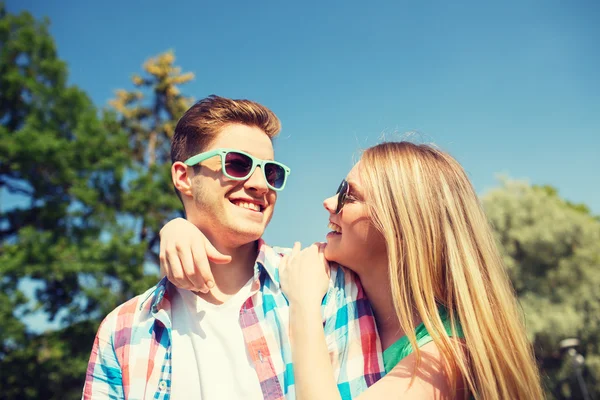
[{"xmin": 198, "ymin": 235, "xmax": 259, "ymax": 304}]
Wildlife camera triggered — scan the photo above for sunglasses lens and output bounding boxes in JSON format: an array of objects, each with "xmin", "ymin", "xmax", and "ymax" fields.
[
  {"xmin": 224, "ymin": 151, "xmax": 253, "ymax": 178},
  {"xmin": 336, "ymin": 180, "xmax": 348, "ymax": 214},
  {"xmin": 336, "ymin": 180, "xmax": 347, "ymax": 194},
  {"xmin": 264, "ymin": 163, "xmax": 287, "ymax": 189}
]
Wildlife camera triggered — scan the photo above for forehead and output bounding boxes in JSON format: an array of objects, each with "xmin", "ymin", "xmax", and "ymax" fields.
[
  {"xmin": 208, "ymin": 123, "xmax": 274, "ymax": 159},
  {"xmin": 346, "ymin": 162, "xmax": 363, "ymax": 190}
]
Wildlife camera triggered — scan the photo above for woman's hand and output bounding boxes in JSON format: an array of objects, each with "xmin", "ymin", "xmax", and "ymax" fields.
[
  {"xmin": 280, "ymin": 242, "xmax": 330, "ymax": 308},
  {"xmin": 158, "ymin": 218, "xmax": 231, "ymax": 292}
]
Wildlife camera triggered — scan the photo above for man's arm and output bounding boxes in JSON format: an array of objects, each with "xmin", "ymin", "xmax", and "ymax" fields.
[
  {"xmin": 82, "ymin": 314, "xmax": 125, "ymax": 400},
  {"xmin": 159, "ymin": 217, "xmax": 231, "ymax": 292}
]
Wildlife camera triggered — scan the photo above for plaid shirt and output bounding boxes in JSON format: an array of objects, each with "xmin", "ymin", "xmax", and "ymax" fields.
[{"xmin": 83, "ymin": 240, "xmax": 384, "ymax": 400}]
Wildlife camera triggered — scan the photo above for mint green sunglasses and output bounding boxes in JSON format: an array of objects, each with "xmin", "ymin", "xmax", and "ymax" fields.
[{"xmin": 184, "ymin": 148, "xmax": 291, "ymax": 191}]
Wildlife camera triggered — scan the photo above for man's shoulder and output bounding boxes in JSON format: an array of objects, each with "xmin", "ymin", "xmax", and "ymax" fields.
[
  {"xmin": 98, "ymin": 282, "xmax": 163, "ymax": 336},
  {"xmin": 270, "ymin": 245, "xmax": 291, "ymax": 255},
  {"xmin": 329, "ymin": 263, "xmax": 361, "ymax": 289}
]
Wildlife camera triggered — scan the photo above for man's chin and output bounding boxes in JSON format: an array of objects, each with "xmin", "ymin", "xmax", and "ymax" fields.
[{"xmin": 227, "ymin": 225, "xmax": 265, "ymax": 245}]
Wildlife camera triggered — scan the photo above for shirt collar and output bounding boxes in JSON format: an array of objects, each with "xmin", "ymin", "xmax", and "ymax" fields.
[
  {"xmin": 139, "ymin": 276, "xmax": 169, "ymax": 313},
  {"xmin": 141, "ymin": 239, "xmax": 283, "ymax": 313},
  {"xmin": 255, "ymin": 238, "xmax": 282, "ymax": 289}
]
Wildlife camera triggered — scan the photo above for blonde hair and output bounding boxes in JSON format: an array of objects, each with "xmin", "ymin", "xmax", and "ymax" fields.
[{"xmin": 360, "ymin": 141, "xmax": 543, "ymax": 399}]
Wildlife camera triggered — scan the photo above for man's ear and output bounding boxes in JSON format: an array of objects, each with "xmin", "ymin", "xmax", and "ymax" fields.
[{"xmin": 172, "ymin": 162, "xmax": 193, "ymax": 197}]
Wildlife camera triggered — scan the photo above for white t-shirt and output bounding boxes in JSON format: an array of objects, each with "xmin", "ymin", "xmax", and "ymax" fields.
[{"xmin": 170, "ymin": 279, "xmax": 263, "ymax": 399}]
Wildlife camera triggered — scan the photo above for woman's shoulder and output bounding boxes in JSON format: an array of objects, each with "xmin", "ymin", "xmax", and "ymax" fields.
[
  {"xmin": 383, "ymin": 307, "xmax": 465, "ymax": 373},
  {"xmin": 361, "ymin": 339, "xmax": 468, "ymax": 400}
]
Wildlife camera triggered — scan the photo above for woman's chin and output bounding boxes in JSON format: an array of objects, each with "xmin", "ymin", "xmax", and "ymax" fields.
[
  {"xmin": 323, "ymin": 243, "xmax": 335, "ymax": 261},
  {"xmin": 323, "ymin": 243, "xmax": 345, "ymax": 267}
]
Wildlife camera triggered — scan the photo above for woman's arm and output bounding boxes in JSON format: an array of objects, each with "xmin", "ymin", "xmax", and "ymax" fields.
[
  {"xmin": 280, "ymin": 242, "xmax": 342, "ymax": 400},
  {"xmin": 280, "ymin": 244, "xmax": 465, "ymax": 400},
  {"xmin": 289, "ymin": 317, "xmax": 463, "ymax": 400},
  {"xmin": 290, "ymin": 300, "xmax": 342, "ymax": 400}
]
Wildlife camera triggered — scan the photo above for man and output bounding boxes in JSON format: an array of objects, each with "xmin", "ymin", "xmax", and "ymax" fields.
[{"xmin": 83, "ymin": 95, "xmax": 383, "ymax": 400}]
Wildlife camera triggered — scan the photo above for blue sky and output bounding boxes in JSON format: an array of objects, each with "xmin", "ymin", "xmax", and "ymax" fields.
[{"xmin": 6, "ymin": 0, "xmax": 600, "ymax": 250}]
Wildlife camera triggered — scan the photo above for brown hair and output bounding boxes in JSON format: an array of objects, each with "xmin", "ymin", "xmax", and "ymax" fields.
[{"xmin": 171, "ymin": 94, "xmax": 281, "ymax": 164}]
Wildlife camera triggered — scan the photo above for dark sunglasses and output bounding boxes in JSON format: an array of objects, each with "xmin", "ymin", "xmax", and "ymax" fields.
[
  {"xmin": 184, "ymin": 148, "xmax": 291, "ymax": 191},
  {"xmin": 335, "ymin": 179, "xmax": 349, "ymax": 214}
]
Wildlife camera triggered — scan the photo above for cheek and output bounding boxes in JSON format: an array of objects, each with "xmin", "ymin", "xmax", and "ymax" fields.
[
  {"xmin": 267, "ymin": 191, "xmax": 277, "ymax": 206},
  {"xmin": 191, "ymin": 177, "xmax": 225, "ymax": 213},
  {"xmin": 324, "ymin": 219, "xmax": 373, "ymax": 268},
  {"xmin": 262, "ymin": 192, "xmax": 277, "ymax": 223},
  {"xmin": 365, "ymin": 224, "xmax": 387, "ymax": 255},
  {"xmin": 191, "ymin": 181, "xmax": 207, "ymax": 204},
  {"xmin": 344, "ymin": 220, "xmax": 374, "ymax": 248}
]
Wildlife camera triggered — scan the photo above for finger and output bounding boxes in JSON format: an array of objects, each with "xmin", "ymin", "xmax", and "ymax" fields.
[
  {"xmin": 317, "ymin": 244, "xmax": 331, "ymax": 278},
  {"xmin": 177, "ymin": 243, "xmax": 203, "ymax": 291},
  {"xmin": 166, "ymin": 249, "xmax": 194, "ymax": 290},
  {"xmin": 159, "ymin": 241, "xmax": 168, "ymax": 278},
  {"xmin": 310, "ymin": 242, "xmax": 322, "ymax": 253},
  {"xmin": 205, "ymin": 239, "xmax": 232, "ymax": 265},
  {"xmin": 317, "ymin": 242, "xmax": 328, "ymax": 255},
  {"xmin": 191, "ymin": 242, "xmax": 213, "ymax": 293},
  {"xmin": 279, "ymin": 254, "xmax": 288, "ymax": 275},
  {"xmin": 291, "ymin": 241, "xmax": 301, "ymax": 257},
  {"xmin": 313, "ymin": 242, "xmax": 330, "ymax": 278}
]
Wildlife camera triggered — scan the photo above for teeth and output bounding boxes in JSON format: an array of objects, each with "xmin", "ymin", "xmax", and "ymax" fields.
[
  {"xmin": 234, "ymin": 201, "xmax": 261, "ymax": 212},
  {"xmin": 328, "ymin": 222, "xmax": 341, "ymax": 233}
]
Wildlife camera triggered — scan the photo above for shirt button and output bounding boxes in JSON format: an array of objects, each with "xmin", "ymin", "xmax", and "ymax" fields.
[{"xmin": 158, "ymin": 380, "xmax": 167, "ymax": 391}]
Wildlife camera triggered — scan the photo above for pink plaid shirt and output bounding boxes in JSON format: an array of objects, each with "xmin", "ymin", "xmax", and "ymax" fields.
[{"xmin": 83, "ymin": 241, "xmax": 384, "ymax": 399}]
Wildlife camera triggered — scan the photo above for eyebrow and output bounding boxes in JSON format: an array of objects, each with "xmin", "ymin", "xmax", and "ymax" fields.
[{"xmin": 347, "ymin": 181, "xmax": 363, "ymax": 197}]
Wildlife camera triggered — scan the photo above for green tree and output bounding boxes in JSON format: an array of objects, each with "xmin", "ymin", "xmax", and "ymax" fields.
[
  {"xmin": 482, "ymin": 178, "xmax": 600, "ymax": 399},
  {"xmin": 109, "ymin": 50, "xmax": 194, "ymax": 262},
  {"xmin": 0, "ymin": 5, "xmax": 192, "ymax": 398}
]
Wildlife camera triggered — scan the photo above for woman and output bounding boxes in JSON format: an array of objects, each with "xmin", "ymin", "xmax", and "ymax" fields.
[
  {"xmin": 161, "ymin": 141, "xmax": 544, "ymax": 399},
  {"xmin": 281, "ymin": 141, "xmax": 543, "ymax": 399}
]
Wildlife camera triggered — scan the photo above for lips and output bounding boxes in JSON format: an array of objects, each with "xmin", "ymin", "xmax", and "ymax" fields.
[{"xmin": 328, "ymin": 221, "xmax": 342, "ymax": 233}]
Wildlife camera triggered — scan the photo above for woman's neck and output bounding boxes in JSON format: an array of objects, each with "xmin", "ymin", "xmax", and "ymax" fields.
[{"xmin": 357, "ymin": 263, "xmax": 425, "ymax": 351}]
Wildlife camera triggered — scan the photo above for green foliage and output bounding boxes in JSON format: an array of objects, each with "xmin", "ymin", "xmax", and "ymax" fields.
[
  {"xmin": 0, "ymin": 5, "xmax": 191, "ymax": 398},
  {"xmin": 482, "ymin": 178, "xmax": 600, "ymax": 398},
  {"xmin": 1, "ymin": 320, "xmax": 96, "ymax": 400},
  {"xmin": 109, "ymin": 50, "xmax": 194, "ymax": 264}
]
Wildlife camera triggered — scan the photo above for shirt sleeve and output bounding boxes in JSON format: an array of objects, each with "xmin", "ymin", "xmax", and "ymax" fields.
[
  {"xmin": 82, "ymin": 312, "xmax": 125, "ymax": 400},
  {"xmin": 321, "ymin": 264, "xmax": 385, "ymax": 400}
]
